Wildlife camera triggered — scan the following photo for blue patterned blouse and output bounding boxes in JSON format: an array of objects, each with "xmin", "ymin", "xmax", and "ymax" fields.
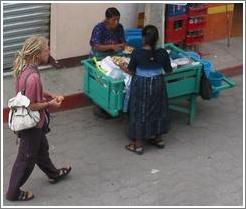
[{"xmin": 90, "ymin": 21, "xmax": 125, "ymax": 55}]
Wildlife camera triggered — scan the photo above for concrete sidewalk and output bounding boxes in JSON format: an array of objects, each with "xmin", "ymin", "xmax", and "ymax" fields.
[
  {"xmin": 2, "ymin": 75, "xmax": 243, "ymax": 206},
  {"xmin": 200, "ymin": 37, "xmax": 243, "ymax": 70}
]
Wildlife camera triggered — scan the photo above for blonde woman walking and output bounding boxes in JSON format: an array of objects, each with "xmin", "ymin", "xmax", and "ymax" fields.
[{"xmin": 6, "ymin": 36, "xmax": 72, "ymax": 201}]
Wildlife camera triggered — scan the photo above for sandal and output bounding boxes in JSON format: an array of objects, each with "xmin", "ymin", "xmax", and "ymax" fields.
[
  {"xmin": 125, "ymin": 143, "xmax": 144, "ymax": 155},
  {"xmin": 48, "ymin": 166, "xmax": 72, "ymax": 184},
  {"xmin": 149, "ymin": 137, "xmax": 165, "ymax": 149},
  {"xmin": 15, "ymin": 190, "xmax": 34, "ymax": 201}
]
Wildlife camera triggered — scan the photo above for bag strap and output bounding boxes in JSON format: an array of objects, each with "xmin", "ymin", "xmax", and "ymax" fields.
[{"xmin": 17, "ymin": 69, "xmax": 38, "ymax": 95}]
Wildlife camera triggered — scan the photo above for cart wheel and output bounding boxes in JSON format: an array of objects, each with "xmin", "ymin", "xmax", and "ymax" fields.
[{"xmin": 93, "ymin": 106, "xmax": 114, "ymax": 120}]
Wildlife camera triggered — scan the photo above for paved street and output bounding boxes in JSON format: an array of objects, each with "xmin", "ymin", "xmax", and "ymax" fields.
[{"xmin": 2, "ymin": 75, "xmax": 243, "ymax": 206}]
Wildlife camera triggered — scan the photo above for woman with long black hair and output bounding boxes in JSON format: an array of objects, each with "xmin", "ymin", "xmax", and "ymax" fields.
[{"xmin": 120, "ymin": 25, "xmax": 172, "ymax": 155}]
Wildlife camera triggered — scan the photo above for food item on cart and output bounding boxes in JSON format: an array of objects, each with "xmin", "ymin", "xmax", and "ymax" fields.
[
  {"xmin": 111, "ymin": 56, "xmax": 122, "ymax": 65},
  {"xmin": 172, "ymin": 57, "xmax": 191, "ymax": 66},
  {"xmin": 123, "ymin": 46, "xmax": 134, "ymax": 54},
  {"xmin": 112, "ymin": 56, "xmax": 130, "ymax": 67},
  {"xmin": 124, "ymin": 57, "xmax": 130, "ymax": 63}
]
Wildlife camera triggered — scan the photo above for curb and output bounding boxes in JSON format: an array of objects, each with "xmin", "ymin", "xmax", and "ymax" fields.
[
  {"xmin": 2, "ymin": 64, "xmax": 243, "ymax": 123},
  {"xmin": 218, "ymin": 64, "xmax": 243, "ymax": 77}
]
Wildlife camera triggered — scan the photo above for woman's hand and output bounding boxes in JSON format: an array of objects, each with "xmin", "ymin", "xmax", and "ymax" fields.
[
  {"xmin": 47, "ymin": 94, "xmax": 64, "ymax": 103},
  {"xmin": 29, "ymin": 96, "xmax": 63, "ymax": 111},
  {"xmin": 55, "ymin": 95, "xmax": 64, "ymax": 103},
  {"xmin": 48, "ymin": 98, "xmax": 62, "ymax": 108},
  {"xmin": 44, "ymin": 91, "xmax": 57, "ymax": 100},
  {"xmin": 111, "ymin": 43, "xmax": 125, "ymax": 51}
]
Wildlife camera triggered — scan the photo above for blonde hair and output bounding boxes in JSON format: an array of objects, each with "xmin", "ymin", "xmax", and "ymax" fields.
[{"xmin": 13, "ymin": 35, "xmax": 48, "ymax": 78}]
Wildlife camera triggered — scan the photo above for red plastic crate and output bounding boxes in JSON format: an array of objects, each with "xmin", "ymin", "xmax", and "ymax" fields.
[
  {"xmin": 165, "ymin": 15, "xmax": 188, "ymax": 43},
  {"xmin": 184, "ymin": 35, "xmax": 204, "ymax": 45},
  {"xmin": 165, "ymin": 30, "xmax": 186, "ymax": 43},
  {"xmin": 166, "ymin": 14, "xmax": 188, "ymax": 30},
  {"xmin": 188, "ymin": 4, "xmax": 208, "ymax": 16},
  {"xmin": 187, "ymin": 19, "xmax": 206, "ymax": 30}
]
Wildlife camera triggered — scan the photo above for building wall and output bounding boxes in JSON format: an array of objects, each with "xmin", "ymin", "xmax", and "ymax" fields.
[
  {"xmin": 49, "ymin": 3, "xmax": 239, "ymax": 60},
  {"xmin": 50, "ymin": 3, "xmax": 142, "ymax": 60},
  {"xmin": 203, "ymin": 3, "xmax": 234, "ymax": 42}
]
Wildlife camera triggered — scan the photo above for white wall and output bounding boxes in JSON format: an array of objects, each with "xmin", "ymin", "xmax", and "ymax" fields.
[
  {"xmin": 117, "ymin": 4, "xmax": 139, "ymax": 28},
  {"xmin": 144, "ymin": 4, "xmax": 165, "ymax": 47},
  {"xmin": 50, "ymin": 3, "xmax": 144, "ymax": 60}
]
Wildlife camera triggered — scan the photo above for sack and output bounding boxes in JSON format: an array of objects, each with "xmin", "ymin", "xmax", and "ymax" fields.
[
  {"xmin": 8, "ymin": 70, "xmax": 40, "ymax": 132},
  {"xmin": 200, "ymin": 69, "xmax": 212, "ymax": 100}
]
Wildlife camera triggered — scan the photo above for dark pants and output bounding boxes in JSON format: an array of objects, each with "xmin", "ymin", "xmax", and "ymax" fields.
[{"xmin": 6, "ymin": 127, "xmax": 59, "ymax": 200}]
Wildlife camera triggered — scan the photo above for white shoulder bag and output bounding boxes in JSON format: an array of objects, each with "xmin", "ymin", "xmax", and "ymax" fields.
[{"xmin": 8, "ymin": 71, "xmax": 40, "ymax": 132}]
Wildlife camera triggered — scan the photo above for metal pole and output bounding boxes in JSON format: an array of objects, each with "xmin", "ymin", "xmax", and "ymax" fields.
[{"xmin": 226, "ymin": 4, "xmax": 231, "ymax": 47}]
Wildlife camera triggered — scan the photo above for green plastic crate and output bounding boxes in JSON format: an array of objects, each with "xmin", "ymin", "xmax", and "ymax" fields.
[{"xmin": 82, "ymin": 59, "xmax": 125, "ymax": 117}]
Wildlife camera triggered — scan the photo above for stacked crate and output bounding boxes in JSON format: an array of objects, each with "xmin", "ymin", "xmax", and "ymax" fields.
[
  {"xmin": 125, "ymin": 28, "xmax": 142, "ymax": 49},
  {"xmin": 165, "ymin": 4, "xmax": 188, "ymax": 44},
  {"xmin": 184, "ymin": 4, "xmax": 208, "ymax": 47}
]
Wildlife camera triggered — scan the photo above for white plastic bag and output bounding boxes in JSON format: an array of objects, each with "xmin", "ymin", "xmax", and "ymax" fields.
[{"xmin": 99, "ymin": 56, "xmax": 125, "ymax": 80}]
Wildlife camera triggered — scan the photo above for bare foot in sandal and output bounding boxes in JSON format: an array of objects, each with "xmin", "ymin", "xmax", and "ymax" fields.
[
  {"xmin": 19, "ymin": 190, "xmax": 34, "ymax": 201},
  {"xmin": 149, "ymin": 137, "xmax": 165, "ymax": 149},
  {"xmin": 48, "ymin": 165, "xmax": 72, "ymax": 184},
  {"xmin": 6, "ymin": 190, "xmax": 35, "ymax": 201},
  {"xmin": 125, "ymin": 143, "xmax": 144, "ymax": 155}
]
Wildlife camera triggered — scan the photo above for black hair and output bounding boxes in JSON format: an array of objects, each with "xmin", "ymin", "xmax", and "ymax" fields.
[
  {"xmin": 105, "ymin": 7, "xmax": 120, "ymax": 19},
  {"xmin": 142, "ymin": 25, "xmax": 159, "ymax": 61}
]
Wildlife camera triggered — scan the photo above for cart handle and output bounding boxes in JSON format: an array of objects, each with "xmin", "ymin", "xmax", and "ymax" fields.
[{"xmin": 212, "ymin": 76, "xmax": 236, "ymax": 92}]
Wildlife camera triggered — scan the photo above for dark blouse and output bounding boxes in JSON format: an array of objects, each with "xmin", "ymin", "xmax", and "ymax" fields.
[{"xmin": 128, "ymin": 48, "xmax": 172, "ymax": 74}]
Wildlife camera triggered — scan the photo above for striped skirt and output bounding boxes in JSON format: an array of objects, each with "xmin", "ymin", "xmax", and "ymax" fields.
[{"xmin": 127, "ymin": 74, "xmax": 170, "ymax": 141}]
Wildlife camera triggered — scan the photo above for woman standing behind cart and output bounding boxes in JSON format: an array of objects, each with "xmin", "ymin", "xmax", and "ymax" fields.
[{"xmin": 119, "ymin": 25, "xmax": 172, "ymax": 155}]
